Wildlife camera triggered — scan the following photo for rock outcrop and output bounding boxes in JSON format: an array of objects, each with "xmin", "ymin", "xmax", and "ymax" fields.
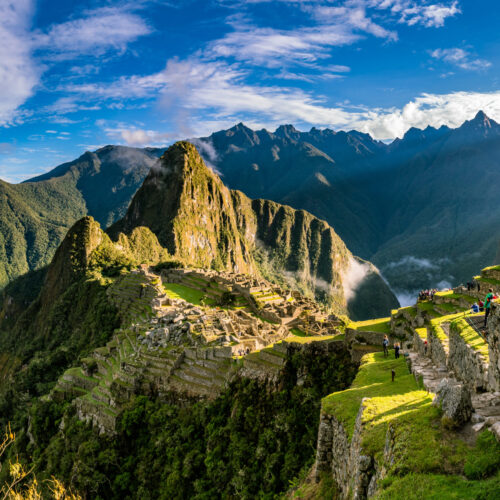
[{"xmin": 433, "ymin": 378, "xmax": 473, "ymax": 428}]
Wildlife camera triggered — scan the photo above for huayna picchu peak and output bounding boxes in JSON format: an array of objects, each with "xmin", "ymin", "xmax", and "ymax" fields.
[{"xmin": 109, "ymin": 141, "xmax": 397, "ymax": 320}]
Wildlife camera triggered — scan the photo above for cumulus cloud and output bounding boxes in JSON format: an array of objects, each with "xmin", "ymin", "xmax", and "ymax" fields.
[
  {"xmin": 430, "ymin": 47, "xmax": 491, "ymax": 71},
  {"xmin": 0, "ymin": 0, "xmax": 39, "ymax": 125}
]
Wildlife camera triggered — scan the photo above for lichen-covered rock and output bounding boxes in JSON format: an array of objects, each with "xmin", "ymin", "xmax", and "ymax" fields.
[{"xmin": 433, "ymin": 378, "xmax": 472, "ymax": 428}]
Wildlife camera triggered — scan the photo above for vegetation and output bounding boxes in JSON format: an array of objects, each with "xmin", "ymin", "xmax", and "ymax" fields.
[
  {"xmin": 163, "ymin": 283, "xmax": 206, "ymax": 305},
  {"xmin": 322, "ymin": 352, "xmax": 500, "ymax": 498},
  {"xmin": 350, "ymin": 317, "xmax": 391, "ymax": 333},
  {"xmin": 26, "ymin": 346, "xmax": 356, "ymax": 499}
]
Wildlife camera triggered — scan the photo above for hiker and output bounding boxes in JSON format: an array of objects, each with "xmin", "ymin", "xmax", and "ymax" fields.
[
  {"xmin": 383, "ymin": 335, "xmax": 389, "ymax": 357},
  {"xmin": 484, "ymin": 288, "xmax": 494, "ymax": 328},
  {"xmin": 471, "ymin": 303, "xmax": 479, "ymax": 313},
  {"xmin": 424, "ymin": 339, "xmax": 428, "ymax": 355},
  {"xmin": 479, "ymin": 300, "xmax": 484, "ymax": 312},
  {"xmin": 467, "ymin": 282, "xmax": 472, "ymax": 291},
  {"xmin": 394, "ymin": 342, "xmax": 400, "ymax": 359}
]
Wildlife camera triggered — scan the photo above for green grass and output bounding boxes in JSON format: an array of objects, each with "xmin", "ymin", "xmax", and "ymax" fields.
[
  {"xmin": 393, "ymin": 306, "xmax": 417, "ymax": 318},
  {"xmin": 283, "ymin": 334, "xmax": 340, "ymax": 344},
  {"xmin": 350, "ymin": 317, "xmax": 391, "ymax": 334},
  {"xmin": 416, "ymin": 301, "xmax": 441, "ymax": 317},
  {"xmin": 450, "ymin": 317, "xmax": 489, "ymax": 361},
  {"xmin": 415, "ymin": 327, "xmax": 427, "ymax": 340},
  {"xmin": 477, "ymin": 276, "xmax": 500, "ymax": 286},
  {"xmin": 435, "ymin": 291, "xmax": 477, "ymax": 305},
  {"xmin": 376, "ymin": 471, "xmax": 500, "ymax": 500},
  {"xmin": 321, "ymin": 352, "xmax": 500, "ymax": 497},
  {"xmin": 290, "ymin": 328, "xmax": 307, "ymax": 337},
  {"xmin": 163, "ymin": 282, "xmax": 206, "ymax": 305}
]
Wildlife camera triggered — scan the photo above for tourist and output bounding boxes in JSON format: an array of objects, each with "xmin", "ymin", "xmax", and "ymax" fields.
[
  {"xmin": 467, "ymin": 282, "xmax": 472, "ymax": 291},
  {"xmin": 424, "ymin": 339, "xmax": 428, "ymax": 355},
  {"xmin": 484, "ymin": 288, "xmax": 494, "ymax": 328},
  {"xmin": 394, "ymin": 342, "xmax": 400, "ymax": 359},
  {"xmin": 383, "ymin": 335, "xmax": 389, "ymax": 357},
  {"xmin": 479, "ymin": 300, "xmax": 484, "ymax": 312},
  {"xmin": 246, "ymin": 347, "xmax": 250, "ymax": 355},
  {"xmin": 471, "ymin": 303, "xmax": 479, "ymax": 314}
]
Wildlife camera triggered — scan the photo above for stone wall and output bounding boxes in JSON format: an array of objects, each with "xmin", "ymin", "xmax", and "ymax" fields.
[
  {"xmin": 448, "ymin": 324, "xmax": 489, "ymax": 391},
  {"xmin": 345, "ymin": 329, "xmax": 393, "ymax": 347},
  {"xmin": 314, "ymin": 398, "xmax": 394, "ymax": 499},
  {"xmin": 487, "ymin": 302, "xmax": 500, "ymax": 391},
  {"xmin": 428, "ymin": 328, "xmax": 448, "ymax": 369}
]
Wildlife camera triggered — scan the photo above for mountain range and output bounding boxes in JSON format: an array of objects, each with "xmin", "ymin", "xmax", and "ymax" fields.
[
  {"xmin": 197, "ymin": 111, "xmax": 500, "ymax": 301},
  {"xmin": 1, "ymin": 111, "xmax": 500, "ymax": 308}
]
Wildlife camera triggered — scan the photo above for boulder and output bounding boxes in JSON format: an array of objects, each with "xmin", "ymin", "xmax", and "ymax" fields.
[{"xmin": 433, "ymin": 378, "xmax": 473, "ymax": 428}]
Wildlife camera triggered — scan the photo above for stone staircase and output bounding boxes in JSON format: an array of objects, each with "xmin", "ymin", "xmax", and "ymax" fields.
[{"xmin": 402, "ymin": 304, "xmax": 500, "ymax": 439}]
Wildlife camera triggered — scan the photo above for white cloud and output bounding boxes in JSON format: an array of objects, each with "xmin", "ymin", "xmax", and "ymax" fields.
[
  {"xmin": 369, "ymin": 0, "xmax": 461, "ymax": 27},
  {"xmin": 0, "ymin": 0, "xmax": 39, "ymax": 125},
  {"xmin": 430, "ymin": 47, "xmax": 491, "ymax": 71},
  {"xmin": 62, "ymin": 56, "xmax": 500, "ymax": 140},
  {"xmin": 208, "ymin": 25, "xmax": 361, "ymax": 68},
  {"xmin": 33, "ymin": 6, "xmax": 152, "ymax": 59}
]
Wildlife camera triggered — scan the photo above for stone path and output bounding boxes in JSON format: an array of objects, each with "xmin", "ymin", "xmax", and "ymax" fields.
[{"xmin": 408, "ymin": 317, "xmax": 500, "ymax": 441}]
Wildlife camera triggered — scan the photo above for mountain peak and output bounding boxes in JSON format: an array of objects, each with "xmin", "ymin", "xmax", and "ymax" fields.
[
  {"xmin": 274, "ymin": 124, "xmax": 300, "ymax": 139},
  {"xmin": 470, "ymin": 110, "xmax": 492, "ymax": 128}
]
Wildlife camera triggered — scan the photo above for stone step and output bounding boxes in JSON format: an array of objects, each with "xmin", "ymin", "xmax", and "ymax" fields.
[
  {"xmin": 180, "ymin": 361, "xmax": 227, "ymax": 383},
  {"xmin": 169, "ymin": 375, "xmax": 216, "ymax": 398},
  {"xmin": 256, "ymin": 350, "xmax": 286, "ymax": 366},
  {"xmin": 174, "ymin": 367, "xmax": 214, "ymax": 388}
]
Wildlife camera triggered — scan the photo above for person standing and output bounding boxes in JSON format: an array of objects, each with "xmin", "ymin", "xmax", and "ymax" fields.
[
  {"xmin": 383, "ymin": 335, "xmax": 389, "ymax": 357},
  {"xmin": 394, "ymin": 342, "xmax": 400, "ymax": 359},
  {"xmin": 484, "ymin": 288, "xmax": 494, "ymax": 328}
]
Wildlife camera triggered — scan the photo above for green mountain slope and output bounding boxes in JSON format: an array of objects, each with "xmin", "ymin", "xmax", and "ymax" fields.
[
  {"xmin": 110, "ymin": 141, "xmax": 398, "ymax": 319},
  {"xmin": 0, "ymin": 146, "xmax": 159, "ymax": 288}
]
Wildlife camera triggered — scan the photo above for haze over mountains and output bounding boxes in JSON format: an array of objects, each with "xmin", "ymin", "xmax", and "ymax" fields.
[{"xmin": 1, "ymin": 112, "xmax": 500, "ymax": 308}]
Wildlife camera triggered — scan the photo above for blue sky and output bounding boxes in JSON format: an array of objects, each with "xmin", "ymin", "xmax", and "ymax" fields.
[{"xmin": 1, "ymin": 0, "xmax": 500, "ymax": 182}]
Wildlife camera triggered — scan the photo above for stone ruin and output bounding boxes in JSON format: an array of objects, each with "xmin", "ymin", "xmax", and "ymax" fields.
[{"xmin": 160, "ymin": 267, "xmax": 341, "ymax": 336}]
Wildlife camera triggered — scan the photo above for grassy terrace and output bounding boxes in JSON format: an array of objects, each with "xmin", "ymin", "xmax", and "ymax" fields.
[
  {"xmin": 163, "ymin": 282, "xmax": 206, "ymax": 305},
  {"xmin": 416, "ymin": 301, "xmax": 442, "ymax": 318},
  {"xmin": 284, "ymin": 333, "xmax": 342, "ymax": 344},
  {"xmin": 415, "ymin": 327, "xmax": 427, "ymax": 340},
  {"xmin": 392, "ymin": 306, "xmax": 417, "ymax": 318},
  {"xmin": 321, "ymin": 352, "xmax": 500, "ymax": 499},
  {"xmin": 451, "ymin": 317, "xmax": 489, "ymax": 361},
  {"xmin": 434, "ymin": 291, "xmax": 476, "ymax": 304},
  {"xmin": 350, "ymin": 317, "xmax": 391, "ymax": 334}
]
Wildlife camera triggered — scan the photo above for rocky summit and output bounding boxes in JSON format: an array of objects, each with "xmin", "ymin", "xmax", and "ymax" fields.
[{"xmin": 109, "ymin": 141, "xmax": 397, "ymax": 320}]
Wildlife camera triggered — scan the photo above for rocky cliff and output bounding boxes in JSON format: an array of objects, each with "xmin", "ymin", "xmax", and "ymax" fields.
[{"xmin": 110, "ymin": 142, "xmax": 398, "ymax": 319}]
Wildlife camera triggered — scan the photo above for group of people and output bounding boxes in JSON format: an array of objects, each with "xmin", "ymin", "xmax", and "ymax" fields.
[
  {"xmin": 382, "ymin": 335, "xmax": 401, "ymax": 359},
  {"xmin": 466, "ymin": 280, "xmax": 481, "ymax": 292},
  {"xmin": 470, "ymin": 288, "xmax": 497, "ymax": 329},
  {"xmin": 237, "ymin": 347, "xmax": 251, "ymax": 357},
  {"xmin": 418, "ymin": 289, "xmax": 438, "ymax": 301}
]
